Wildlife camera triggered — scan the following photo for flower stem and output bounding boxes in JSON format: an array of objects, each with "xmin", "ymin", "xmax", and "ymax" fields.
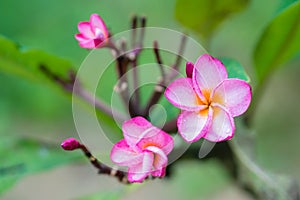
[{"xmin": 78, "ymin": 143, "xmax": 130, "ymax": 184}]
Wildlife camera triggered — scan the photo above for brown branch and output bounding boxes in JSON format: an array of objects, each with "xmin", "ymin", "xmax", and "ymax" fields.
[
  {"xmin": 131, "ymin": 15, "xmax": 138, "ymax": 48},
  {"xmin": 172, "ymin": 34, "xmax": 187, "ymax": 71},
  {"xmin": 153, "ymin": 40, "xmax": 166, "ymax": 81},
  {"xmin": 142, "ymin": 35, "xmax": 187, "ymax": 116},
  {"xmin": 79, "ymin": 144, "xmax": 130, "ymax": 184},
  {"xmin": 138, "ymin": 16, "xmax": 146, "ymax": 50},
  {"xmin": 39, "ymin": 65, "xmax": 127, "ymax": 122},
  {"xmin": 128, "ymin": 16, "xmax": 148, "ymax": 116},
  {"xmin": 162, "ymin": 118, "xmax": 178, "ymax": 133}
]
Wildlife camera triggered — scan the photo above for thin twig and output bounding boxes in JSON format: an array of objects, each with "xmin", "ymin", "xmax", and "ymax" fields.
[
  {"xmin": 106, "ymin": 40, "xmax": 121, "ymax": 57},
  {"xmin": 142, "ymin": 34, "xmax": 187, "ymax": 116},
  {"xmin": 173, "ymin": 34, "xmax": 187, "ymax": 71},
  {"xmin": 131, "ymin": 15, "xmax": 138, "ymax": 49},
  {"xmin": 138, "ymin": 16, "xmax": 146, "ymax": 50},
  {"xmin": 130, "ymin": 57, "xmax": 141, "ymax": 115},
  {"xmin": 39, "ymin": 65, "xmax": 127, "ymax": 122},
  {"xmin": 169, "ymin": 34, "xmax": 187, "ymax": 81},
  {"xmin": 142, "ymin": 84, "xmax": 165, "ymax": 117},
  {"xmin": 153, "ymin": 40, "xmax": 166, "ymax": 82},
  {"xmin": 79, "ymin": 143, "xmax": 130, "ymax": 184},
  {"xmin": 115, "ymin": 56, "xmax": 133, "ymax": 116},
  {"xmin": 120, "ymin": 39, "xmax": 127, "ymax": 53},
  {"xmin": 74, "ymin": 88, "xmax": 127, "ymax": 122},
  {"xmin": 107, "ymin": 39, "xmax": 132, "ymax": 114},
  {"xmin": 129, "ymin": 16, "xmax": 147, "ymax": 116}
]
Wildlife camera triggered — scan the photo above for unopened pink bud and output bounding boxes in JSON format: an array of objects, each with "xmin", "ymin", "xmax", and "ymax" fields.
[
  {"xmin": 61, "ymin": 138, "xmax": 81, "ymax": 151},
  {"xmin": 186, "ymin": 62, "xmax": 194, "ymax": 78}
]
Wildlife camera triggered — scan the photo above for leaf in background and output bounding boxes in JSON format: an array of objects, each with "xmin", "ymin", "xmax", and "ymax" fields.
[
  {"xmin": 254, "ymin": 1, "xmax": 300, "ymax": 83},
  {"xmin": 0, "ymin": 35, "xmax": 74, "ymax": 85},
  {"xmin": 220, "ymin": 57, "xmax": 251, "ymax": 82},
  {"xmin": 0, "ymin": 136, "xmax": 79, "ymax": 195},
  {"xmin": 276, "ymin": 0, "xmax": 299, "ymax": 13},
  {"xmin": 231, "ymin": 120, "xmax": 299, "ymax": 200},
  {"xmin": 175, "ymin": 0, "xmax": 249, "ymax": 39}
]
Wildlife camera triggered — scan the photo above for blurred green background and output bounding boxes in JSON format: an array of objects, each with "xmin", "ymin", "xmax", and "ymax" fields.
[{"xmin": 0, "ymin": 0, "xmax": 300, "ymax": 199}]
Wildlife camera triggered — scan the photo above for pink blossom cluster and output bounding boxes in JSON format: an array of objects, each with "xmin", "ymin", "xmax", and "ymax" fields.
[{"xmin": 72, "ymin": 14, "xmax": 252, "ymax": 183}]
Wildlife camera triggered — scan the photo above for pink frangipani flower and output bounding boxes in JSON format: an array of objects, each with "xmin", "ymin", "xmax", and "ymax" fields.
[
  {"xmin": 165, "ymin": 54, "xmax": 252, "ymax": 143},
  {"xmin": 110, "ymin": 117, "xmax": 174, "ymax": 183},
  {"xmin": 75, "ymin": 14, "xmax": 109, "ymax": 49}
]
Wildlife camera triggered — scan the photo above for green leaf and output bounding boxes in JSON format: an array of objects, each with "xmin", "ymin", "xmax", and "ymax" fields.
[
  {"xmin": 0, "ymin": 35, "xmax": 74, "ymax": 85},
  {"xmin": 0, "ymin": 100, "xmax": 79, "ymax": 195},
  {"xmin": 0, "ymin": 135, "xmax": 79, "ymax": 195},
  {"xmin": 220, "ymin": 57, "xmax": 251, "ymax": 82},
  {"xmin": 175, "ymin": 0, "xmax": 249, "ymax": 39},
  {"xmin": 254, "ymin": 1, "xmax": 300, "ymax": 83}
]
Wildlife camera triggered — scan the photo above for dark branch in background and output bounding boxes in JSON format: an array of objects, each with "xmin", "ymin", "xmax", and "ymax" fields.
[
  {"xmin": 120, "ymin": 39, "xmax": 127, "ymax": 53},
  {"xmin": 39, "ymin": 65, "xmax": 74, "ymax": 92},
  {"xmin": 131, "ymin": 15, "xmax": 138, "ymax": 48},
  {"xmin": 142, "ymin": 34, "xmax": 187, "ymax": 117},
  {"xmin": 162, "ymin": 118, "xmax": 178, "ymax": 133},
  {"xmin": 39, "ymin": 65, "xmax": 127, "ymax": 122},
  {"xmin": 168, "ymin": 34, "xmax": 187, "ymax": 80},
  {"xmin": 129, "ymin": 15, "xmax": 140, "ymax": 116},
  {"xmin": 79, "ymin": 143, "xmax": 130, "ymax": 184},
  {"xmin": 139, "ymin": 16, "xmax": 146, "ymax": 49},
  {"xmin": 153, "ymin": 40, "xmax": 166, "ymax": 82},
  {"xmin": 129, "ymin": 16, "xmax": 147, "ymax": 117},
  {"xmin": 172, "ymin": 35, "xmax": 187, "ymax": 71}
]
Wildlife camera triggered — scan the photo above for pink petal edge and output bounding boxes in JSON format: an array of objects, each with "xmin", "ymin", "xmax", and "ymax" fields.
[
  {"xmin": 192, "ymin": 54, "xmax": 228, "ymax": 98},
  {"xmin": 146, "ymin": 146, "xmax": 168, "ymax": 177},
  {"xmin": 212, "ymin": 79, "xmax": 252, "ymax": 117},
  {"xmin": 78, "ymin": 22, "xmax": 94, "ymax": 38},
  {"xmin": 122, "ymin": 116, "xmax": 155, "ymax": 147},
  {"xmin": 90, "ymin": 13, "xmax": 109, "ymax": 38},
  {"xmin": 165, "ymin": 78, "xmax": 207, "ymax": 111},
  {"xmin": 177, "ymin": 108, "xmax": 213, "ymax": 143},
  {"xmin": 127, "ymin": 152, "xmax": 154, "ymax": 183},
  {"xmin": 110, "ymin": 140, "xmax": 143, "ymax": 166},
  {"xmin": 203, "ymin": 106, "xmax": 235, "ymax": 142}
]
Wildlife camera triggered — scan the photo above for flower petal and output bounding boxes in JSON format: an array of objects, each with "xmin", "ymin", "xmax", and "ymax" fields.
[
  {"xmin": 193, "ymin": 54, "xmax": 228, "ymax": 97},
  {"xmin": 212, "ymin": 79, "xmax": 252, "ymax": 117},
  {"xmin": 78, "ymin": 22, "xmax": 94, "ymax": 38},
  {"xmin": 137, "ymin": 132, "xmax": 174, "ymax": 155},
  {"xmin": 204, "ymin": 106, "xmax": 235, "ymax": 142},
  {"xmin": 177, "ymin": 108, "xmax": 212, "ymax": 143},
  {"xmin": 110, "ymin": 139, "xmax": 144, "ymax": 166},
  {"xmin": 78, "ymin": 40, "xmax": 97, "ymax": 49},
  {"xmin": 75, "ymin": 33, "xmax": 89, "ymax": 42},
  {"xmin": 122, "ymin": 117, "xmax": 156, "ymax": 147},
  {"xmin": 145, "ymin": 146, "xmax": 168, "ymax": 177},
  {"xmin": 123, "ymin": 117, "xmax": 174, "ymax": 154},
  {"xmin": 165, "ymin": 78, "xmax": 207, "ymax": 111},
  {"xmin": 90, "ymin": 14, "xmax": 109, "ymax": 38},
  {"xmin": 127, "ymin": 152, "xmax": 154, "ymax": 183}
]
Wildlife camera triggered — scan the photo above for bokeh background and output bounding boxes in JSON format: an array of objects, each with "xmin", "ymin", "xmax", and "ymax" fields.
[{"xmin": 0, "ymin": 0, "xmax": 299, "ymax": 199}]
